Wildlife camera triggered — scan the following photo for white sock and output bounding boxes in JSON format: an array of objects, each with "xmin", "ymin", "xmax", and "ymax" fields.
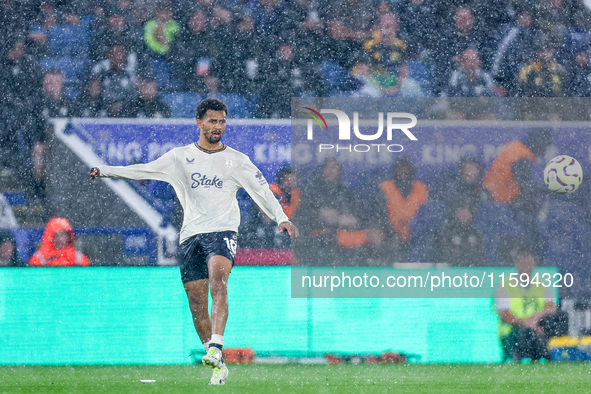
[
  {"xmin": 210, "ymin": 334, "xmax": 224, "ymax": 347},
  {"xmin": 203, "ymin": 341, "xmax": 210, "ymax": 352}
]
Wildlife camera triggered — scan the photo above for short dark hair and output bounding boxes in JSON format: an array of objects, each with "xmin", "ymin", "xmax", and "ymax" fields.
[
  {"xmin": 45, "ymin": 67, "xmax": 64, "ymax": 77},
  {"xmin": 196, "ymin": 98, "xmax": 228, "ymax": 120}
]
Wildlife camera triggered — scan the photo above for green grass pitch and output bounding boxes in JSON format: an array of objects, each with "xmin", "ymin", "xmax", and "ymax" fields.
[{"xmin": 1, "ymin": 363, "xmax": 590, "ymax": 393}]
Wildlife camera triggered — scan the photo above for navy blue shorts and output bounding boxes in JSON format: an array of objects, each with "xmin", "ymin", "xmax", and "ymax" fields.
[{"xmin": 178, "ymin": 231, "xmax": 237, "ymax": 283}]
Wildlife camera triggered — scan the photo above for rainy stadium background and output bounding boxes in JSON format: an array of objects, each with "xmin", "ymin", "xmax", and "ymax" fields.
[{"xmin": 1, "ymin": 0, "xmax": 591, "ymax": 371}]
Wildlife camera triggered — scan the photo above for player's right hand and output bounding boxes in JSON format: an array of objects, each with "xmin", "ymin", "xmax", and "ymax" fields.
[
  {"xmin": 279, "ymin": 221, "xmax": 299, "ymax": 238},
  {"xmin": 90, "ymin": 167, "xmax": 100, "ymax": 179}
]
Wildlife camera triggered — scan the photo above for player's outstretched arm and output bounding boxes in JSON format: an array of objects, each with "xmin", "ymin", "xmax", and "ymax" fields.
[
  {"xmin": 279, "ymin": 221, "xmax": 299, "ymax": 238},
  {"xmin": 237, "ymin": 158, "xmax": 296, "ymax": 233},
  {"xmin": 89, "ymin": 150, "xmax": 177, "ymax": 182}
]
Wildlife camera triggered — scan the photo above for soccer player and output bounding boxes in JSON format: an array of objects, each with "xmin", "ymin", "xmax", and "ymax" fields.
[{"xmin": 90, "ymin": 98, "xmax": 298, "ymax": 385}]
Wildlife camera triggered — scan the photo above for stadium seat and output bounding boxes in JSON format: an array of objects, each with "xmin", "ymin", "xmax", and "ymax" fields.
[
  {"xmin": 207, "ymin": 94, "xmax": 255, "ymax": 118},
  {"xmin": 12, "ymin": 228, "xmax": 44, "ymax": 263},
  {"xmin": 149, "ymin": 58, "xmax": 181, "ymax": 91},
  {"xmin": 79, "ymin": 16, "xmax": 96, "ymax": 32},
  {"xmin": 63, "ymin": 84, "xmax": 80, "ymax": 100},
  {"xmin": 409, "ymin": 200, "xmax": 447, "ymax": 262},
  {"xmin": 161, "ymin": 92, "xmax": 202, "ymax": 118},
  {"xmin": 320, "ymin": 61, "xmax": 344, "ymax": 92},
  {"xmin": 48, "ymin": 25, "xmax": 89, "ymax": 56},
  {"xmin": 39, "ymin": 56, "xmax": 88, "ymax": 84},
  {"xmin": 3, "ymin": 193, "xmax": 26, "ymax": 206},
  {"xmin": 558, "ymin": 29, "xmax": 591, "ymax": 67},
  {"xmin": 407, "ymin": 61, "xmax": 433, "ymax": 89},
  {"xmin": 474, "ymin": 203, "xmax": 525, "ymax": 265}
]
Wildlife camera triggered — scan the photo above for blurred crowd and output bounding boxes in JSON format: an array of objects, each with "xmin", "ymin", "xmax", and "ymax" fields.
[
  {"xmin": 1, "ymin": 0, "xmax": 591, "ymax": 264},
  {"xmin": 262, "ymin": 128, "xmax": 591, "ymax": 284},
  {"xmin": 0, "ymin": 0, "xmax": 591, "ymax": 202}
]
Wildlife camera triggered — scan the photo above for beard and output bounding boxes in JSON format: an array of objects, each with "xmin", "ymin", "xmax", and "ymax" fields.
[{"xmin": 207, "ymin": 133, "xmax": 222, "ymax": 144}]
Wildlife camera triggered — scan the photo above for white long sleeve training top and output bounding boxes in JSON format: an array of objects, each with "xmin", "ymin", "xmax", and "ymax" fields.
[{"xmin": 98, "ymin": 143, "xmax": 289, "ymax": 244}]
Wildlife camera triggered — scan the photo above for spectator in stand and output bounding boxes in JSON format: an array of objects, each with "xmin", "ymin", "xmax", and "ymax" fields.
[
  {"xmin": 90, "ymin": 44, "xmax": 140, "ymax": 117},
  {"xmin": 25, "ymin": 0, "xmax": 90, "ymax": 58},
  {"xmin": 269, "ymin": 165, "xmax": 300, "ymax": 221},
  {"xmin": 364, "ymin": 13, "xmax": 408, "ymax": 74},
  {"xmin": 490, "ymin": 10, "xmax": 538, "ymax": 97},
  {"xmin": 176, "ymin": 0, "xmax": 217, "ymax": 20},
  {"xmin": 36, "ymin": 68, "xmax": 73, "ymax": 203},
  {"xmin": 123, "ymin": 76, "xmax": 171, "ymax": 118},
  {"xmin": 90, "ymin": 6, "xmax": 144, "ymax": 63},
  {"xmin": 169, "ymin": 11, "xmax": 212, "ymax": 94},
  {"xmin": 257, "ymin": 43, "xmax": 324, "ymax": 118},
  {"xmin": 533, "ymin": 0, "xmax": 575, "ymax": 43},
  {"xmin": 446, "ymin": 157, "xmax": 491, "ymax": 211},
  {"xmin": 495, "ymin": 247, "xmax": 557, "ymax": 362},
  {"xmin": 39, "ymin": 68, "xmax": 76, "ymax": 119},
  {"xmin": 0, "ymin": 194, "xmax": 18, "ymax": 229},
  {"xmin": 356, "ymin": 13, "xmax": 408, "ymax": 95},
  {"xmin": 29, "ymin": 217, "xmax": 90, "ymax": 266},
  {"xmin": 446, "ymin": 49, "xmax": 496, "ymax": 120},
  {"xmin": 433, "ymin": 197, "xmax": 486, "ymax": 266},
  {"xmin": 75, "ymin": 77, "xmax": 107, "ymax": 118},
  {"xmin": 297, "ymin": 158, "xmax": 366, "ymax": 266},
  {"xmin": 214, "ymin": 15, "xmax": 262, "ymax": 95},
  {"xmin": 34, "ymin": 0, "xmax": 92, "ymax": 27},
  {"xmin": 204, "ymin": 74, "xmax": 221, "ymax": 95},
  {"xmin": 0, "ymin": 229, "xmax": 24, "ymax": 267},
  {"xmin": 245, "ymin": 0, "xmax": 288, "ymax": 47},
  {"xmin": 432, "ymin": 8, "xmax": 487, "ymax": 94},
  {"xmin": 144, "ymin": 5, "xmax": 180, "ymax": 61},
  {"xmin": 0, "ymin": 0, "xmax": 39, "ymax": 55},
  {"xmin": 1, "ymin": 37, "xmax": 44, "ymax": 112},
  {"xmin": 327, "ymin": 0, "xmax": 378, "ymax": 68},
  {"xmin": 370, "ymin": 156, "xmax": 429, "ymax": 262},
  {"xmin": 90, "ymin": 0, "xmax": 144, "ymax": 41},
  {"xmin": 286, "ymin": 0, "xmax": 329, "ymax": 66},
  {"xmin": 395, "ymin": 0, "xmax": 437, "ymax": 59},
  {"xmin": 483, "ymin": 128, "xmax": 552, "ymax": 259},
  {"xmin": 516, "ymin": 35, "xmax": 566, "ymax": 97},
  {"xmin": 447, "ymin": 49, "xmax": 494, "ymax": 97},
  {"xmin": 0, "ymin": 35, "xmax": 46, "ymax": 191},
  {"xmin": 564, "ymin": 50, "xmax": 591, "ymax": 96}
]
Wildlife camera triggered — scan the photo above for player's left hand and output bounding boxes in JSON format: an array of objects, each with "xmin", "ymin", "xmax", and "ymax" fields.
[{"xmin": 279, "ymin": 221, "xmax": 299, "ymax": 238}]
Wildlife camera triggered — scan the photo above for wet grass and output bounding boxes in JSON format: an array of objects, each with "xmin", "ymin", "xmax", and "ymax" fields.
[{"xmin": 0, "ymin": 362, "xmax": 590, "ymax": 393}]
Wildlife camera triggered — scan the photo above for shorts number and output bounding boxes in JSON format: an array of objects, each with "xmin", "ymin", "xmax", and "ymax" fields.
[{"xmin": 224, "ymin": 237, "xmax": 237, "ymax": 258}]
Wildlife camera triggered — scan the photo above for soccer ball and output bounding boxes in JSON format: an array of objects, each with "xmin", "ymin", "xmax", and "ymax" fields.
[{"xmin": 544, "ymin": 155, "xmax": 583, "ymax": 194}]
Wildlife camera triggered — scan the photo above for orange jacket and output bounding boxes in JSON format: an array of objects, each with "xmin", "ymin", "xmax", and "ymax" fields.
[
  {"xmin": 483, "ymin": 141, "xmax": 535, "ymax": 203},
  {"xmin": 269, "ymin": 183, "xmax": 301, "ymax": 220},
  {"xmin": 29, "ymin": 218, "xmax": 90, "ymax": 267},
  {"xmin": 379, "ymin": 179, "xmax": 429, "ymax": 242}
]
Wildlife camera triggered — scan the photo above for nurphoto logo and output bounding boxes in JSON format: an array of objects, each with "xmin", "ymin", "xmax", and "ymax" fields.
[{"xmin": 302, "ymin": 107, "xmax": 418, "ymax": 153}]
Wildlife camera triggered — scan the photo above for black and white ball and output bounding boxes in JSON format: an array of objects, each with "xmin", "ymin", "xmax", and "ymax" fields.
[{"xmin": 544, "ymin": 155, "xmax": 583, "ymax": 194}]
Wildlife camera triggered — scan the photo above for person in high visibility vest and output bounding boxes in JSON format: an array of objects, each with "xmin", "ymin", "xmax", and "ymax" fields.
[
  {"xmin": 495, "ymin": 248, "xmax": 557, "ymax": 362},
  {"xmin": 297, "ymin": 158, "xmax": 369, "ymax": 266},
  {"xmin": 29, "ymin": 218, "xmax": 90, "ymax": 267},
  {"xmin": 369, "ymin": 156, "xmax": 428, "ymax": 263}
]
